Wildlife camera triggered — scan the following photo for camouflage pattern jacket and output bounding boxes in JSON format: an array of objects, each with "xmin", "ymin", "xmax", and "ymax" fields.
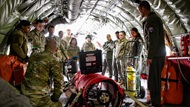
[
  {"xmin": 115, "ymin": 38, "xmax": 130, "ymax": 59},
  {"xmin": 21, "ymin": 50, "xmax": 64, "ymax": 101},
  {"xmin": 82, "ymin": 42, "xmax": 96, "ymax": 52},
  {"xmin": 67, "ymin": 45, "xmax": 80, "ymax": 59},
  {"xmin": 63, "ymin": 36, "xmax": 72, "ymax": 46},
  {"xmin": 46, "ymin": 36, "xmax": 67, "ymax": 61},
  {"xmin": 59, "ymin": 38, "xmax": 69, "ymax": 60},
  {"xmin": 28, "ymin": 29, "xmax": 46, "ymax": 52},
  {"xmin": 10, "ymin": 28, "xmax": 28, "ymax": 62}
]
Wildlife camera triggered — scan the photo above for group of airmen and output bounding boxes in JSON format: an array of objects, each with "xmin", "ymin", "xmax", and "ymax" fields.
[
  {"xmin": 1, "ymin": 18, "xmax": 99, "ymax": 107},
  {"xmin": 0, "ymin": 18, "xmax": 143, "ymax": 107},
  {"xmin": 0, "ymin": 1, "xmax": 166, "ymax": 107},
  {"xmin": 101, "ymin": 29, "xmax": 143, "ymax": 86},
  {"xmin": 1, "ymin": 17, "xmax": 143, "ymax": 106}
]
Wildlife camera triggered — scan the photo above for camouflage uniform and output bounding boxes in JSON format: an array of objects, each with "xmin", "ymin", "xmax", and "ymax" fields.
[
  {"xmin": 10, "ymin": 29, "xmax": 28, "ymax": 62},
  {"xmin": 46, "ymin": 36, "xmax": 64, "ymax": 61},
  {"xmin": 46, "ymin": 36, "xmax": 59, "ymax": 45},
  {"xmin": 66, "ymin": 45, "xmax": 80, "ymax": 80},
  {"xmin": 81, "ymin": 42, "xmax": 96, "ymax": 52},
  {"xmin": 21, "ymin": 50, "xmax": 63, "ymax": 107},
  {"xmin": 115, "ymin": 38, "xmax": 130, "ymax": 85},
  {"xmin": 28, "ymin": 29, "xmax": 46, "ymax": 54},
  {"xmin": 0, "ymin": 78, "xmax": 32, "ymax": 107},
  {"xmin": 67, "ymin": 45, "xmax": 80, "ymax": 59},
  {"xmin": 59, "ymin": 38, "xmax": 69, "ymax": 60},
  {"xmin": 63, "ymin": 36, "xmax": 72, "ymax": 47}
]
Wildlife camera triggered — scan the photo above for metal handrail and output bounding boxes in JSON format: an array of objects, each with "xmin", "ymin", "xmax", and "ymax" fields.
[{"xmin": 167, "ymin": 57, "xmax": 190, "ymax": 60}]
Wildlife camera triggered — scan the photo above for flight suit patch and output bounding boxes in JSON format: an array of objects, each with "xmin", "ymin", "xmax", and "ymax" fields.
[{"xmin": 148, "ymin": 27, "xmax": 154, "ymax": 33}]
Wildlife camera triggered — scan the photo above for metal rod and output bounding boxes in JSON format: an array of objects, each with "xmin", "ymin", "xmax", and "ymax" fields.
[
  {"xmin": 167, "ymin": 57, "xmax": 190, "ymax": 60},
  {"xmin": 77, "ymin": 0, "xmax": 100, "ymax": 33},
  {"xmin": 172, "ymin": 32, "xmax": 189, "ymax": 37}
]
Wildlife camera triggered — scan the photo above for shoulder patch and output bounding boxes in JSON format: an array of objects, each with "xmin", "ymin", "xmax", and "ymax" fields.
[{"xmin": 148, "ymin": 27, "xmax": 154, "ymax": 33}]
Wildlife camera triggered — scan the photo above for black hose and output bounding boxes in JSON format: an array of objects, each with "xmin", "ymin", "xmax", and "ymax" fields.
[{"xmin": 177, "ymin": 59, "xmax": 190, "ymax": 85}]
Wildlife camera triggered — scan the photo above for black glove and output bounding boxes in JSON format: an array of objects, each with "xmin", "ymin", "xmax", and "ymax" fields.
[
  {"xmin": 24, "ymin": 56, "xmax": 29, "ymax": 62},
  {"xmin": 51, "ymin": 95, "xmax": 59, "ymax": 102}
]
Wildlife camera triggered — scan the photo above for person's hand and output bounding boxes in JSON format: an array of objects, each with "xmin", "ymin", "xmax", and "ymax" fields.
[
  {"xmin": 23, "ymin": 56, "xmax": 29, "ymax": 63},
  {"xmin": 70, "ymin": 85, "xmax": 77, "ymax": 94},
  {"xmin": 147, "ymin": 59, "xmax": 152, "ymax": 65}
]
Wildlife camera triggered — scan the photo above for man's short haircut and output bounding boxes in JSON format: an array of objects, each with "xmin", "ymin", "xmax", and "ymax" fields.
[
  {"xmin": 48, "ymin": 25, "xmax": 54, "ymax": 30},
  {"xmin": 139, "ymin": 1, "xmax": 151, "ymax": 10},
  {"xmin": 107, "ymin": 34, "xmax": 111, "ymax": 37},
  {"xmin": 16, "ymin": 20, "xmax": 31, "ymax": 28},
  {"xmin": 86, "ymin": 35, "xmax": 92, "ymax": 40},
  {"xmin": 46, "ymin": 38, "xmax": 57, "ymax": 49},
  {"xmin": 35, "ymin": 19, "xmax": 44, "ymax": 24},
  {"xmin": 115, "ymin": 31, "xmax": 119, "ymax": 34},
  {"xmin": 120, "ymin": 31, "xmax": 126, "ymax": 36},
  {"xmin": 58, "ymin": 30, "xmax": 63, "ymax": 35},
  {"xmin": 20, "ymin": 20, "xmax": 31, "ymax": 26}
]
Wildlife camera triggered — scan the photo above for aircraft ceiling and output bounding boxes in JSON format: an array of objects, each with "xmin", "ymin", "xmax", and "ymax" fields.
[{"xmin": 0, "ymin": 0, "xmax": 190, "ymax": 52}]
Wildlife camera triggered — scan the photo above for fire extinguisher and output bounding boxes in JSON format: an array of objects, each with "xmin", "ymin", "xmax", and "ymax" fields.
[{"xmin": 126, "ymin": 66, "xmax": 136, "ymax": 97}]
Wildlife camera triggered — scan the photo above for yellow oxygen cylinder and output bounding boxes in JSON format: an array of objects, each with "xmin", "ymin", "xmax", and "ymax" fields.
[{"xmin": 126, "ymin": 66, "xmax": 136, "ymax": 97}]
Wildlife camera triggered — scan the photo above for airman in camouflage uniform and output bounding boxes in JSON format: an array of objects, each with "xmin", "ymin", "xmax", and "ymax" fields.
[
  {"xmin": 21, "ymin": 38, "xmax": 63, "ymax": 107},
  {"xmin": 81, "ymin": 35, "xmax": 96, "ymax": 52},
  {"xmin": 63, "ymin": 29, "xmax": 72, "ymax": 46},
  {"xmin": 115, "ymin": 31, "xmax": 130, "ymax": 86},
  {"xmin": 10, "ymin": 20, "xmax": 31, "ymax": 62},
  {"xmin": 67, "ymin": 38, "xmax": 80, "ymax": 59},
  {"xmin": 46, "ymin": 25, "xmax": 64, "ymax": 61},
  {"xmin": 28, "ymin": 19, "xmax": 46, "ymax": 54},
  {"xmin": 58, "ymin": 30, "xmax": 69, "ymax": 61}
]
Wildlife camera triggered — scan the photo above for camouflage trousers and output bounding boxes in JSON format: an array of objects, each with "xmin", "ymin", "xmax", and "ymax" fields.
[{"xmin": 29, "ymin": 96, "xmax": 62, "ymax": 107}]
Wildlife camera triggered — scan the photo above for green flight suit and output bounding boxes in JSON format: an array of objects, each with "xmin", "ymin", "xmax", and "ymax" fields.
[
  {"xmin": 0, "ymin": 78, "xmax": 32, "ymax": 107},
  {"xmin": 102, "ymin": 40, "xmax": 114, "ymax": 78},
  {"xmin": 21, "ymin": 49, "xmax": 64, "ymax": 107},
  {"xmin": 143, "ymin": 12, "xmax": 166, "ymax": 107},
  {"xmin": 28, "ymin": 29, "xmax": 46, "ymax": 53},
  {"xmin": 10, "ymin": 29, "xmax": 28, "ymax": 62},
  {"xmin": 130, "ymin": 34, "xmax": 143, "ymax": 69},
  {"xmin": 112, "ymin": 39, "xmax": 119, "ymax": 81}
]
